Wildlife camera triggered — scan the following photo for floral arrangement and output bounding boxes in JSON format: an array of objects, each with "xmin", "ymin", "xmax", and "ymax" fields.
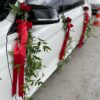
[
  {"xmin": 9, "ymin": 2, "xmax": 50, "ymax": 100},
  {"xmin": 58, "ymin": 15, "xmax": 73, "ymax": 69},
  {"xmin": 78, "ymin": 5, "xmax": 90, "ymax": 48}
]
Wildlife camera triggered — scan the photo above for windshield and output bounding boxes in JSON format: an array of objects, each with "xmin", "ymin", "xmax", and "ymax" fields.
[
  {"xmin": 0, "ymin": 0, "xmax": 17, "ymax": 22},
  {"xmin": 29, "ymin": 0, "xmax": 84, "ymax": 13},
  {"xmin": 29, "ymin": 0, "xmax": 63, "ymax": 13},
  {"xmin": 64, "ymin": 0, "xmax": 84, "ymax": 11}
]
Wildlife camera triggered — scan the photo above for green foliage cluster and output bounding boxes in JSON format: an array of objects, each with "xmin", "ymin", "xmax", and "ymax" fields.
[
  {"xmin": 9, "ymin": 3, "xmax": 25, "ymax": 16},
  {"xmin": 85, "ymin": 20, "xmax": 92, "ymax": 39},
  {"xmin": 24, "ymin": 31, "xmax": 51, "ymax": 94}
]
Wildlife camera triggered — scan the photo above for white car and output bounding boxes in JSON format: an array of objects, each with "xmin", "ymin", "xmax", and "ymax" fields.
[{"xmin": 0, "ymin": 0, "xmax": 91, "ymax": 100}]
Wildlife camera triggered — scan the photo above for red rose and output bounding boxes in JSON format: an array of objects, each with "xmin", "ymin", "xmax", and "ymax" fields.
[
  {"xmin": 83, "ymin": 6, "xmax": 89, "ymax": 11},
  {"xmin": 65, "ymin": 17, "xmax": 72, "ymax": 22},
  {"xmin": 20, "ymin": 3, "xmax": 31, "ymax": 12}
]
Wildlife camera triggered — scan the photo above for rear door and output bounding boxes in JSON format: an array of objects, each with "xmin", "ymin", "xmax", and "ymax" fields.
[
  {"xmin": 26, "ymin": 0, "xmax": 65, "ymax": 68},
  {"xmin": 63, "ymin": 0, "xmax": 85, "ymax": 52}
]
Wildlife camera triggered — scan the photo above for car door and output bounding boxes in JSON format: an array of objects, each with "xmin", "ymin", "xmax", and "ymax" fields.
[
  {"xmin": 20, "ymin": 0, "xmax": 66, "ymax": 97},
  {"xmin": 28, "ymin": 0, "xmax": 90, "ymax": 98},
  {"xmin": 63, "ymin": 0, "xmax": 85, "ymax": 53},
  {"xmin": 26, "ymin": 0, "xmax": 90, "ymax": 97},
  {"xmin": 28, "ymin": 0, "xmax": 64, "ymax": 66},
  {"xmin": 1, "ymin": 0, "xmax": 65, "ymax": 99}
]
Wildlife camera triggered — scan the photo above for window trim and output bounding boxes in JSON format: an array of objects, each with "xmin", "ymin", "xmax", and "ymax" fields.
[{"xmin": 63, "ymin": 0, "xmax": 85, "ymax": 12}]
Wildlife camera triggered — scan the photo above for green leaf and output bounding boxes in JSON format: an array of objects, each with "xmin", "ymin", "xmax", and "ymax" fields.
[
  {"xmin": 38, "ymin": 82, "xmax": 43, "ymax": 85},
  {"xmin": 17, "ymin": 10, "xmax": 25, "ymax": 16},
  {"xmin": 43, "ymin": 42, "xmax": 47, "ymax": 44},
  {"xmin": 27, "ymin": 96, "xmax": 33, "ymax": 100},
  {"xmin": 38, "ymin": 38, "xmax": 45, "ymax": 42},
  {"xmin": 35, "ymin": 78, "xmax": 42, "ymax": 86},
  {"xmin": 43, "ymin": 45, "xmax": 51, "ymax": 52},
  {"xmin": 38, "ymin": 41, "xmax": 41, "ymax": 47},
  {"xmin": 35, "ymin": 62, "xmax": 42, "ymax": 69},
  {"xmin": 9, "ymin": 4, "xmax": 21, "ymax": 13},
  {"xmin": 33, "ymin": 55, "xmax": 42, "ymax": 61},
  {"xmin": 0, "ymin": 78, "xmax": 2, "ymax": 80},
  {"xmin": 8, "ymin": 51, "xmax": 14, "ymax": 56}
]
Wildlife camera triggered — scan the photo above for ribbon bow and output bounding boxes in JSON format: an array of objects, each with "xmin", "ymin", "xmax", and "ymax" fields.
[{"xmin": 12, "ymin": 20, "xmax": 32, "ymax": 98}]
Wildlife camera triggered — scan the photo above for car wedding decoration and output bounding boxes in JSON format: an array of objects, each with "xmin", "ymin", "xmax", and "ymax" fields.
[
  {"xmin": 9, "ymin": 2, "xmax": 50, "ymax": 100},
  {"xmin": 58, "ymin": 16, "xmax": 73, "ymax": 68},
  {"xmin": 78, "ymin": 6, "xmax": 90, "ymax": 48},
  {"xmin": 5, "ymin": 1, "xmax": 91, "ymax": 100}
]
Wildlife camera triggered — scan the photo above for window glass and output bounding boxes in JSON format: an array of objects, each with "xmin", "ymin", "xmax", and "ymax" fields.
[
  {"xmin": 0, "ymin": 0, "xmax": 17, "ymax": 22},
  {"xmin": 29, "ymin": 0, "xmax": 64, "ymax": 13},
  {"xmin": 64, "ymin": 0, "xmax": 84, "ymax": 11}
]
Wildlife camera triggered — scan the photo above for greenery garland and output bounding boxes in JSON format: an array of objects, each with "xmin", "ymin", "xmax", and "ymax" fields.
[
  {"xmin": 24, "ymin": 32, "xmax": 51, "ymax": 99},
  {"xmin": 84, "ymin": 19, "xmax": 92, "ymax": 40}
]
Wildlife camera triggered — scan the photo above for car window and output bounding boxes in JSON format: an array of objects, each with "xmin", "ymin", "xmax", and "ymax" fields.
[
  {"xmin": 0, "ymin": 0, "xmax": 17, "ymax": 22},
  {"xmin": 64, "ymin": 0, "xmax": 84, "ymax": 11},
  {"xmin": 29, "ymin": 0, "xmax": 64, "ymax": 13}
]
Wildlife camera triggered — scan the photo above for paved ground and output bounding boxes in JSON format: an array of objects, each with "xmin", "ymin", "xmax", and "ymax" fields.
[{"xmin": 33, "ymin": 23, "xmax": 100, "ymax": 100}]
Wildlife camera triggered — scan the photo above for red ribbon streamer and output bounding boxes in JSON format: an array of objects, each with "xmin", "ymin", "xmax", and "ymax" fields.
[
  {"xmin": 12, "ymin": 20, "xmax": 32, "ymax": 98},
  {"xmin": 78, "ymin": 11, "xmax": 89, "ymax": 48},
  {"xmin": 59, "ymin": 23, "xmax": 73, "ymax": 60}
]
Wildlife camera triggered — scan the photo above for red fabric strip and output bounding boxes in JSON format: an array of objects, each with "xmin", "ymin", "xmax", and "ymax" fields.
[
  {"xmin": 12, "ymin": 20, "xmax": 32, "ymax": 98},
  {"xmin": 78, "ymin": 11, "xmax": 89, "ymax": 48},
  {"xmin": 59, "ymin": 23, "xmax": 73, "ymax": 60}
]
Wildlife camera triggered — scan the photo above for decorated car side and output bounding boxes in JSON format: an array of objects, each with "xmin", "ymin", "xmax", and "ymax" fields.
[{"xmin": 0, "ymin": 0, "xmax": 91, "ymax": 100}]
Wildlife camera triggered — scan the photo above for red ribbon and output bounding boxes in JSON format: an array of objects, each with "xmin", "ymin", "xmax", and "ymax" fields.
[
  {"xmin": 20, "ymin": 3, "xmax": 31, "ymax": 12},
  {"xmin": 78, "ymin": 11, "xmax": 89, "ymax": 48},
  {"xmin": 59, "ymin": 22, "xmax": 73, "ymax": 60},
  {"xmin": 12, "ymin": 20, "xmax": 32, "ymax": 98}
]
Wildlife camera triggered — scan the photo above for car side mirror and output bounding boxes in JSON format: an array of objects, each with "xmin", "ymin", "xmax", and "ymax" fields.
[
  {"xmin": 7, "ymin": 5, "xmax": 60, "ymax": 35},
  {"xmin": 28, "ymin": 5, "xmax": 60, "ymax": 24}
]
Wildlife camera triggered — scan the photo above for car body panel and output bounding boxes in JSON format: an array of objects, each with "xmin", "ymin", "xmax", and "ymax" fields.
[{"xmin": 0, "ymin": 1, "xmax": 91, "ymax": 99}]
